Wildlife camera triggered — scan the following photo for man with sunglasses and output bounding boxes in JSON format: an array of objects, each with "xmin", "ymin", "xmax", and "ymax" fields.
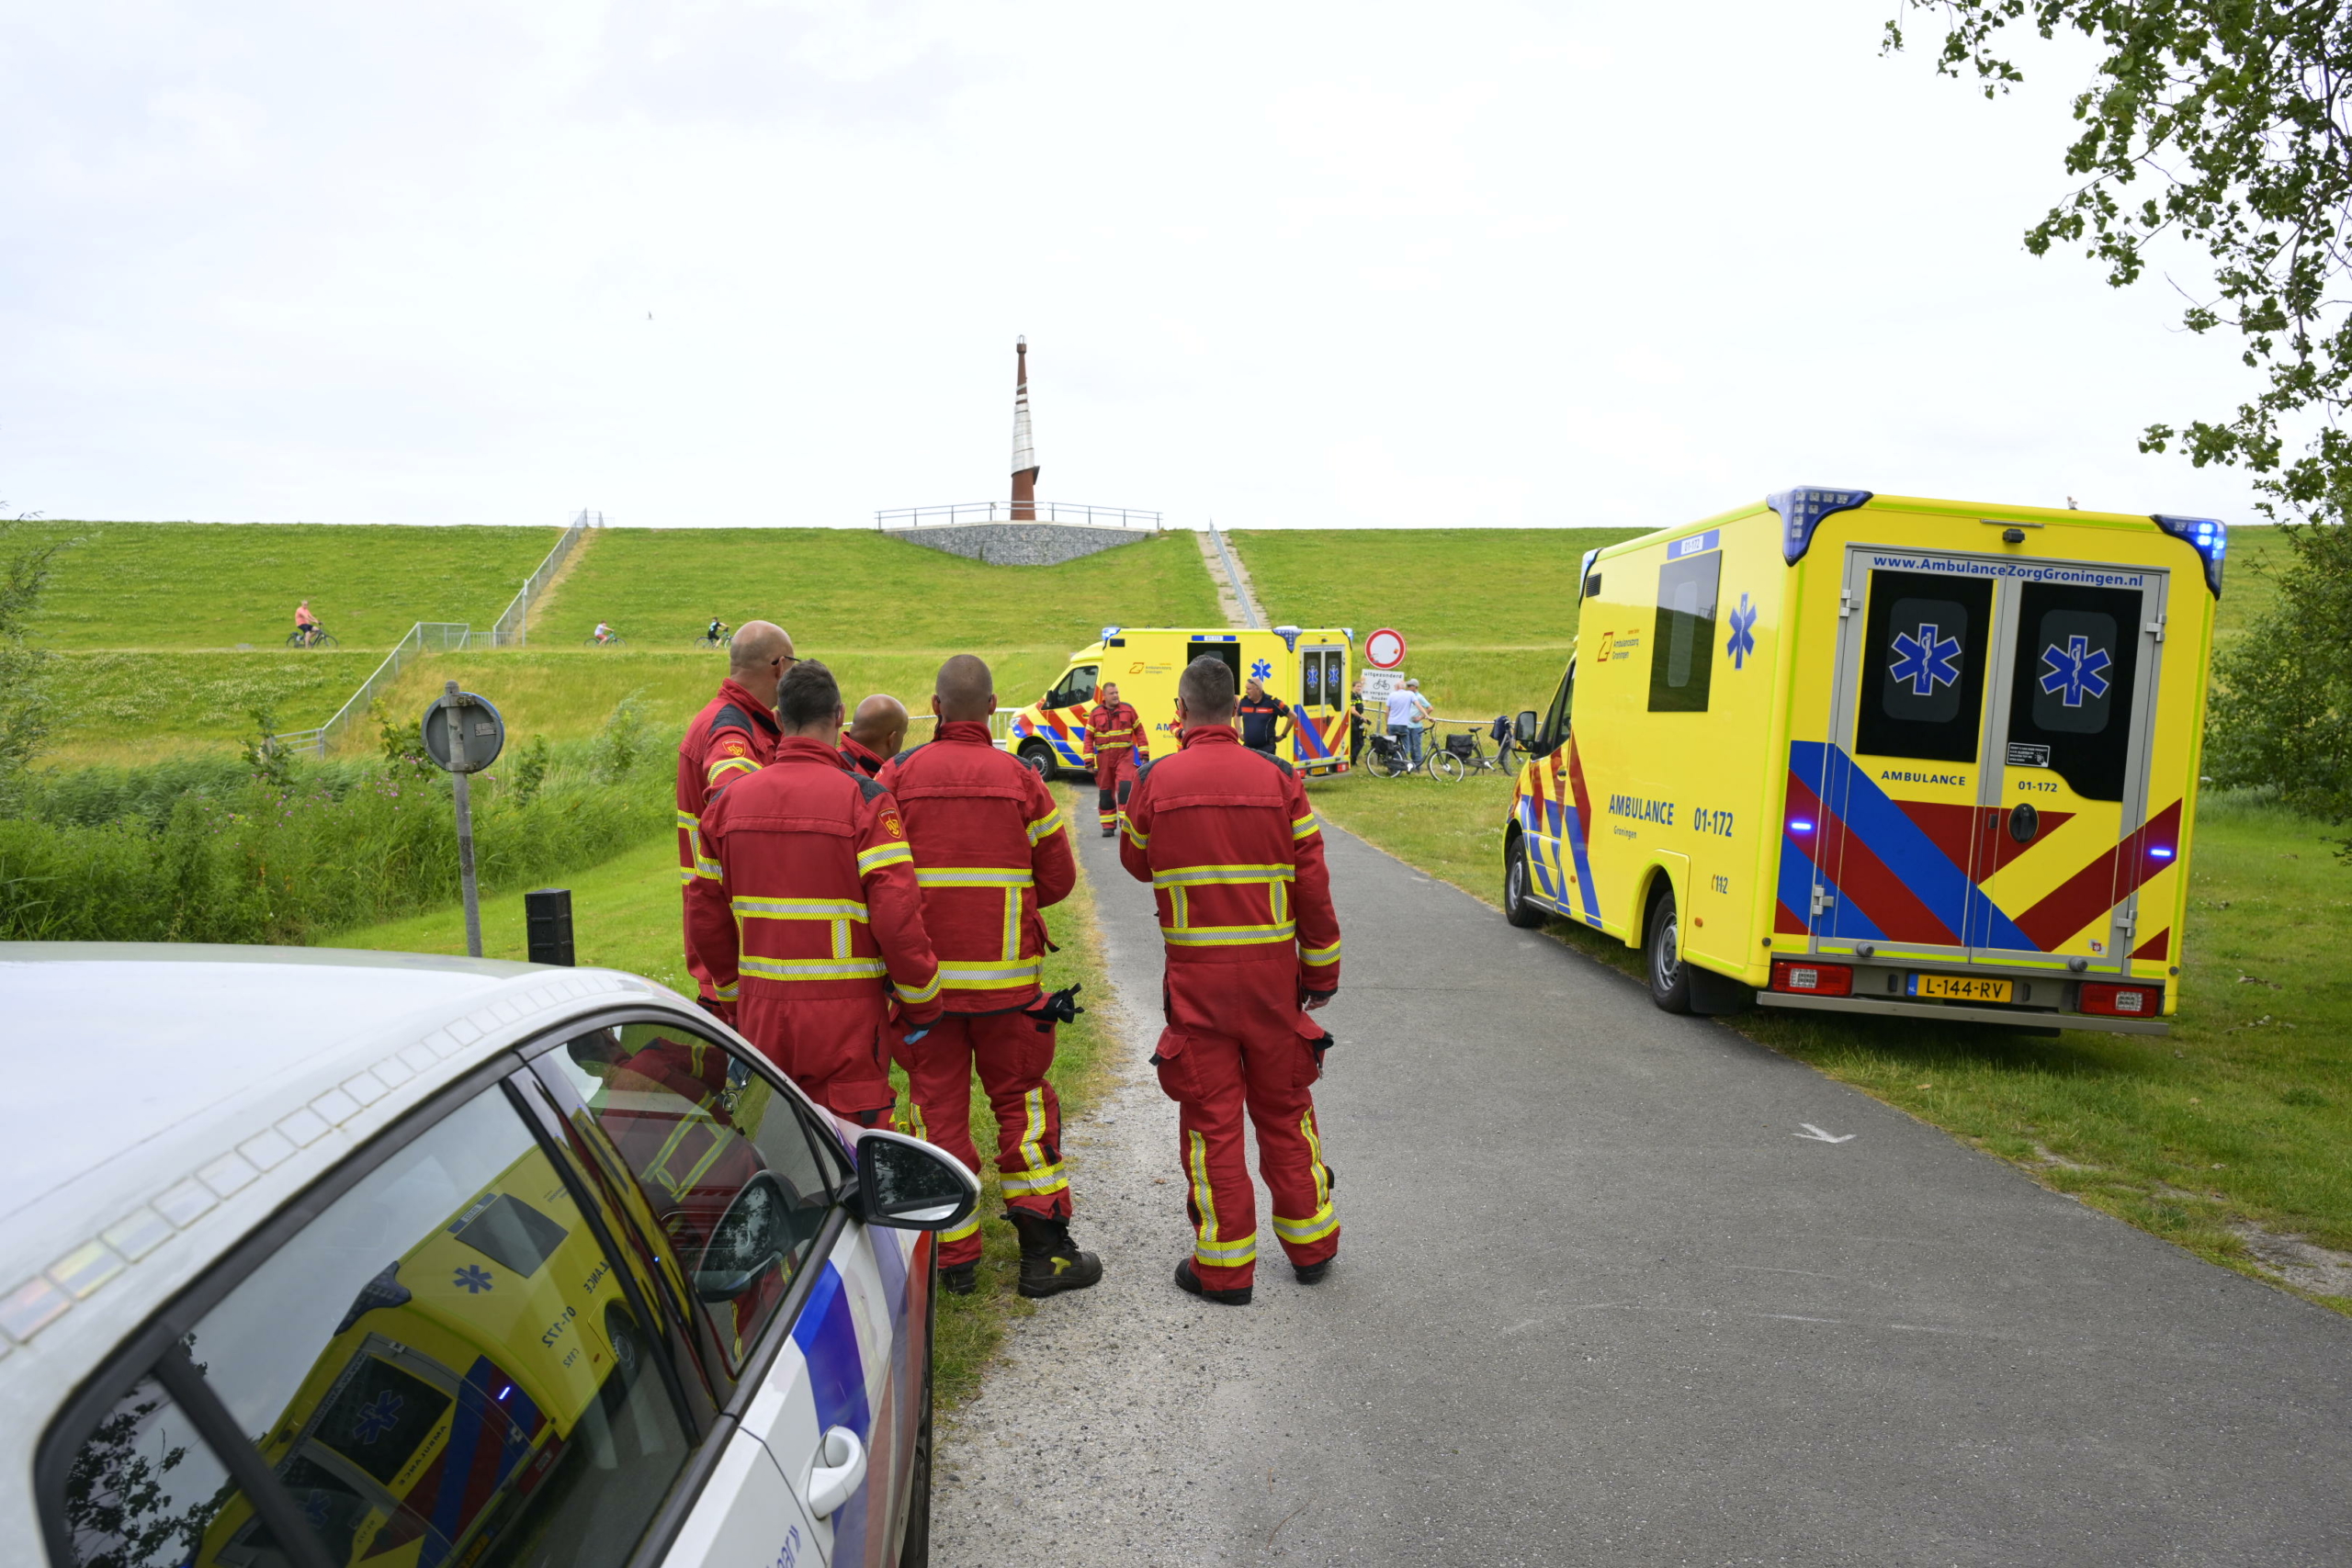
[{"xmin": 677, "ymin": 620, "xmax": 796, "ymax": 1017}]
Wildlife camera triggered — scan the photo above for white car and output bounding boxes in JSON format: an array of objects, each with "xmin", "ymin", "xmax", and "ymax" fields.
[{"xmin": 1, "ymin": 944, "xmax": 976, "ymax": 1568}]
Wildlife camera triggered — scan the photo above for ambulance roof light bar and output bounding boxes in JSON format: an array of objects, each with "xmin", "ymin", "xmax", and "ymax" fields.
[
  {"xmin": 2150, "ymin": 514, "xmax": 2228, "ymax": 598},
  {"xmin": 1768, "ymin": 486, "xmax": 1874, "ymax": 566}
]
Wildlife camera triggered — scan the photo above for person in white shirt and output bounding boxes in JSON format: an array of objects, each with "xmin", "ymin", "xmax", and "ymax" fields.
[{"xmin": 1384, "ymin": 679, "xmax": 1432, "ymax": 767}]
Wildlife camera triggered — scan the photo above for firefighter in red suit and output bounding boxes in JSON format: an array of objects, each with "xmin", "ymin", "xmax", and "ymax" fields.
[
  {"xmin": 1086, "ymin": 680, "xmax": 1149, "ymax": 838},
  {"xmin": 1119, "ymin": 656, "xmax": 1342, "ymax": 1305},
  {"xmin": 677, "ymin": 621, "xmax": 795, "ymax": 1014},
  {"xmin": 839, "ymin": 692, "xmax": 908, "ymax": 778},
  {"xmin": 877, "ymin": 654, "xmax": 1102, "ymax": 1298},
  {"xmin": 686, "ymin": 660, "xmax": 944, "ymax": 1125}
]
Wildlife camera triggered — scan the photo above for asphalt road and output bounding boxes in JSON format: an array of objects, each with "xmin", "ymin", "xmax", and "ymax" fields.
[{"xmin": 933, "ymin": 818, "xmax": 2352, "ymax": 1566}]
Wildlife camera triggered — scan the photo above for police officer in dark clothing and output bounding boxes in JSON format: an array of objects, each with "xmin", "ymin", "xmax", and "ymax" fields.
[{"xmin": 1236, "ymin": 675, "xmax": 1290, "ymax": 758}]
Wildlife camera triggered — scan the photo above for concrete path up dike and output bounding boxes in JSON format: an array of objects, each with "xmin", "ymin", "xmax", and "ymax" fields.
[{"xmin": 933, "ymin": 820, "xmax": 2352, "ymax": 1566}]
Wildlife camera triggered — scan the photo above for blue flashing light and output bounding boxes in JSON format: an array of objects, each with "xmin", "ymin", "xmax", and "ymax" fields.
[
  {"xmin": 1769, "ymin": 486, "xmax": 1875, "ymax": 566},
  {"xmin": 1789, "ymin": 818, "xmax": 1815, "ymax": 834},
  {"xmin": 1101, "ymin": 626, "xmax": 1121, "ymax": 639},
  {"xmin": 2150, "ymin": 845, "xmax": 2176, "ymax": 860},
  {"xmin": 1577, "ymin": 546, "xmax": 1602, "ymax": 601},
  {"xmin": 2151, "ymin": 514, "xmax": 2228, "ymax": 599}
]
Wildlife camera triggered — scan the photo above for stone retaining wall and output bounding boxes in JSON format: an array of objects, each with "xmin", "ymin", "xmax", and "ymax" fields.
[{"xmin": 885, "ymin": 522, "xmax": 1152, "ymax": 566}]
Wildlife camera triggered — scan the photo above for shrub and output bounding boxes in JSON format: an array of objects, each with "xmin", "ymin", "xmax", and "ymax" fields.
[{"xmin": 2206, "ymin": 522, "xmax": 2352, "ymax": 861}]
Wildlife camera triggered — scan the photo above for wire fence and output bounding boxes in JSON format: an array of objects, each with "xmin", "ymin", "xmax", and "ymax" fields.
[
  {"xmin": 876, "ymin": 501, "xmax": 1160, "ymax": 530},
  {"xmin": 273, "ymin": 623, "xmax": 477, "ymax": 759},
  {"xmin": 489, "ymin": 509, "xmax": 605, "ymax": 647}
]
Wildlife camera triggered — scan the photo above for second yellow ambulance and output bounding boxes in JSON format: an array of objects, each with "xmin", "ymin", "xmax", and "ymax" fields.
[{"xmin": 1503, "ymin": 489, "xmax": 2223, "ymax": 1033}]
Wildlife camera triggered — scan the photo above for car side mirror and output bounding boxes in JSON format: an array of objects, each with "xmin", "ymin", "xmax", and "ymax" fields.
[
  {"xmin": 1043, "ymin": 690, "xmax": 1057, "ymax": 707},
  {"xmin": 694, "ymin": 1170, "xmax": 791, "ymax": 1302},
  {"xmin": 1514, "ymin": 709, "xmax": 1539, "ymax": 746},
  {"xmin": 854, "ymin": 1129, "xmax": 980, "ymax": 1233}
]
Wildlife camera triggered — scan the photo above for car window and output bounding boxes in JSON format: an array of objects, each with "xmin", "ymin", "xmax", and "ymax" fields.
[
  {"xmin": 536, "ymin": 1021, "xmax": 838, "ymax": 1379},
  {"xmin": 52, "ymin": 1372, "xmax": 254, "ymax": 1568},
  {"xmin": 1048, "ymin": 665, "xmax": 1097, "ymax": 708},
  {"xmin": 49, "ymin": 1085, "xmax": 694, "ymax": 1568}
]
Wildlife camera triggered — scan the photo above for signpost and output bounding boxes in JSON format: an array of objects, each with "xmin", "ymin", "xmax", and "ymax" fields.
[{"xmin": 421, "ymin": 682, "xmax": 506, "ymax": 959}]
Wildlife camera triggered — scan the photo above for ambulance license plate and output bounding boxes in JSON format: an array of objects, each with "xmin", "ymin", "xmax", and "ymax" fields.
[{"xmin": 1911, "ymin": 974, "xmax": 2012, "ymax": 1003}]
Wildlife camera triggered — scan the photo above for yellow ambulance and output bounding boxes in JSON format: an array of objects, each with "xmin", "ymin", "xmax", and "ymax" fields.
[
  {"xmin": 1501, "ymin": 489, "xmax": 2224, "ymax": 1033},
  {"xmin": 1008, "ymin": 626, "xmax": 1356, "ymax": 776}
]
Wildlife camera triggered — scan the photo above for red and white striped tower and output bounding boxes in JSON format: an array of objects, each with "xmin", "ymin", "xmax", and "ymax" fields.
[{"xmin": 1010, "ymin": 335, "xmax": 1039, "ymax": 521}]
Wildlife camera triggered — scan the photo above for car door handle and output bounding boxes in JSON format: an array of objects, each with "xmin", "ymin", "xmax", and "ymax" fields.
[{"xmin": 805, "ymin": 1425, "xmax": 868, "ymax": 1518}]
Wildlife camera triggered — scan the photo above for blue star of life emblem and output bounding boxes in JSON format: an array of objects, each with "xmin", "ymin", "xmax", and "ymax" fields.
[
  {"xmin": 1250, "ymin": 658, "xmax": 1272, "ymax": 682},
  {"xmin": 1724, "ymin": 593, "xmax": 1758, "ymax": 670},
  {"xmin": 453, "ymin": 1264, "xmax": 494, "ymax": 1294},
  {"xmin": 2039, "ymin": 634, "xmax": 2112, "ymax": 707},
  {"xmin": 1889, "ymin": 623, "xmax": 1962, "ymax": 697},
  {"xmin": 354, "ymin": 1391, "xmax": 404, "ymax": 1443}
]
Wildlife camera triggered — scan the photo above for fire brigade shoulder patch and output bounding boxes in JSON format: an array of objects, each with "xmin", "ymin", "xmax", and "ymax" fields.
[
  {"xmin": 881, "ymin": 812, "xmax": 905, "ymax": 839},
  {"xmin": 720, "ymin": 740, "xmax": 747, "ymax": 757}
]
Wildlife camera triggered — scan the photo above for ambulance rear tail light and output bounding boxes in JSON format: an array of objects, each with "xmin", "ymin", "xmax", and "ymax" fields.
[
  {"xmin": 2152, "ymin": 514, "xmax": 2227, "ymax": 598},
  {"xmin": 1770, "ymin": 961, "xmax": 1852, "ymax": 997},
  {"xmin": 2079, "ymin": 982, "xmax": 2160, "ymax": 1017}
]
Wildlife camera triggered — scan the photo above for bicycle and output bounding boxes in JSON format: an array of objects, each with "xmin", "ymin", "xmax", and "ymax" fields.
[
  {"xmin": 584, "ymin": 631, "xmax": 628, "ymax": 648},
  {"xmin": 1440, "ymin": 718, "xmax": 1518, "ymax": 777},
  {"xmin": 692, "ymin": 631, "xmax": 733, "ymax": 650},
  {"xmin": 285, "ymin": 626, "xmax": 340, "ymax": 649},
  {"xmin": 1366, "ymin": 725, "xmax": 1462, "ymax": 782}
]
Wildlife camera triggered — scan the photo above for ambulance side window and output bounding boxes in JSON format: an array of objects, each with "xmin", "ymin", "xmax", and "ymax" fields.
[
  {"xmin": 1647, "ymin": 552, "xmax": 1721, "ymax": 714},
  {"xmin": 41, "ymin": 1086, "xmax": 695, "ymax": 1568},
  {"xmin": 1047, "ymin": 666, "xmax": 1097, "ymax": 709},
  {"xmin": 537, "ymin": 1023, "xmax": 837, "ymax": 1382},
  {"xmin": 2003, "ymin": 581, "xmax": 2143, "ymax": 801},
  {"xmin": 1537, "ymin": 660, "xmax": 1574, "ymax": 754}
]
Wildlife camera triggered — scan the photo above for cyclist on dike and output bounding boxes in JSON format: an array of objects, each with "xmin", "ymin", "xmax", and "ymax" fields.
[
  {"xmin": 1086, "ymin": 679, "xmax": 1148, "ymax": 837},
  {"xmin": 676, "ymin": 620, "xmax": 791, "ymax": 1016},
  {"xmin": 878, "ymin": 654, "xmax": 1101, "ymax": 1297},
  {"xmin": 294, "ymin": 600, "xmax": 319, "ymax": 644},
  {"xmin": 686, "ymin": 660, "xmax": 943, "ymax": 1125},
  {"xmin": 1121, "ymin": 656, "xmax": 1342, "ymax": 1305}
]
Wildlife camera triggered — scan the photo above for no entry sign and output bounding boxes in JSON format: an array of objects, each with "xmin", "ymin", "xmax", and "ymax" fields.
[{"xmin": 1363, "ymin": 628, "xmax": 1407, "ymax": 670}]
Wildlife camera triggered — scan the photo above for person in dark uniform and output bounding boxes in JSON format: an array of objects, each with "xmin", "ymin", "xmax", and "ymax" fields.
[{"xmin": 1236, "ymin": 675, "xmax": 1290, "ymax": 759}]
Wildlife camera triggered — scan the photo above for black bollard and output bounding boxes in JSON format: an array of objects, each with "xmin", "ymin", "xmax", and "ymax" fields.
[{"xmin": 525, "ymin": 888, "xmax": 575, "ymax": 966}]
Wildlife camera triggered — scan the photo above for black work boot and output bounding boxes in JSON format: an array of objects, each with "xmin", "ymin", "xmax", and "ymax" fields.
[
  {"xmin": 1008, "ymin": 1211, "xmax": 1102, "ymax": 1299},
  {"xmin": 1293, "ymin": 1255, "xmax": 1333, "ymax": 1285},
  {"xmin": 1174, "ymin": 1258, "xmax": 1251, "ymax": 1305},
  {"xmin": 939, "ymin": 1260, "xmax": 978, "ymax": 1296}
]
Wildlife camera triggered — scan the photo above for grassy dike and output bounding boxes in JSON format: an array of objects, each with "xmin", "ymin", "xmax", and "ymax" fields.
[{"xmin": 324, "ymin": 784, "xmax": 1117, "ymax": 1406}]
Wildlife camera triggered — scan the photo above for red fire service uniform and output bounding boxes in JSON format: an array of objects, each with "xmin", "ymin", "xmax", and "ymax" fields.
[
  {"xmin": 876, "ymin": 720, "xmax": 1078, "ymax": 1269},
  {"xmin": 838, "ymin": 732, "xmax": 888, "ymax": 778},
  {"xmin": 1087, "ymin": 696, "xmax": 1149, "ymax": 835},
  {"xmin": 677, "ymin": 679, "xmax": 783, "ymax": 1007},
  {"xmin": 1119, "ymin": 726, "xmax": 1342, "ymax": 1297},
  {"xmin": 685, "ymin": 736, "xmax": 944, "ymax": 1122}
]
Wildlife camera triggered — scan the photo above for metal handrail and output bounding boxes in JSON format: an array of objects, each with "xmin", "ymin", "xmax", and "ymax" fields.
[
  {"xmin": 876, "ymin": 502, "xmax": 1160, "ymax": 530},
  {"xmin": 489, "ymin": 509, "xmax": 605, "ymax": 648},
  {"xmin": 272, "ymin": 621, "xmax": 475, "ymax": 759}
]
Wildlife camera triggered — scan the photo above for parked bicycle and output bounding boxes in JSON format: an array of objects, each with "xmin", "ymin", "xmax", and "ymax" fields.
[
  {"xmin": 1438, "ymin": 716, "xmax": 1521, "ymax": 777},
  {"xmin": 1366, "ymin": 724, "xmax": 1462, "ymax": 782}
]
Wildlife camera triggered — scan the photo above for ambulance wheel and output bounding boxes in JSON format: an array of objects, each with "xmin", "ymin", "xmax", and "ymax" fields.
[
  {"xmin": 1504, "ymin": 837, "xmax": 1546, "ymax": 929},
  {"xmin": 1018, "ymin": 741, "xmax": 1057, "ymax": 780},
  {"xmin": 1645, "ymin": 886, "xmax": 1692, "ymax": 1014}
]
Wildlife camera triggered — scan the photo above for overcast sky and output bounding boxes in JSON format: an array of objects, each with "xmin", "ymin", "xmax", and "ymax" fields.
[{"xmin": 1, "ymin": 1, "xmax": 2267, "ymax": 530}]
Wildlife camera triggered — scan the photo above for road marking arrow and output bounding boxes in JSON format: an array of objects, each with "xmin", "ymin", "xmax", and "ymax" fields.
[{"xmin": 1796, "ymin": 1124, "xmax": 1856, "ymax": 1145}]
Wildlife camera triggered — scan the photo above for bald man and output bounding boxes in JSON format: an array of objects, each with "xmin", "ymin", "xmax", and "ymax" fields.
[
  {"xmin": 878, "ymin": 655, "xmax": 1099, "ymax": 1297},
  {"xmin": 677, "ymin": 619, "xmax": 794, "ymax": 1015},
  {"xmin": 840, "ymin": 693, "xmax": 909, "ymax": 778}
]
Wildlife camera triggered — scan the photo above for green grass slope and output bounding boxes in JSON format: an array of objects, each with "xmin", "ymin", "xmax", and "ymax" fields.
[{"xmin": 26, "ymin": 522, "xmax": 560, "ymax": 650}]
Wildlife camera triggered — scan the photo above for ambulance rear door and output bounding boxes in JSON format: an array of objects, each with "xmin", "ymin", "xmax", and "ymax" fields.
[{"xmin": 1292, "ymin": 640, "xmax": 1347, "ymax": 771}]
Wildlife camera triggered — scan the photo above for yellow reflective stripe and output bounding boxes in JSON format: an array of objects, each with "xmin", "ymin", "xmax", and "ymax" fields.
[
  {"xmin": 1292, "ymin": 811, "xmax": 1320, "ymax": 840},
  {"xmin": 1302, "ymin": 1110, "xmax": 1329, "ymax": 1208},
  {"xmin": 694, "ymin": 857, "xmax": 723, "ymax": 881},
  {"xmin": 1188, "ymin": 1131, "xmax": 1219, "ymax": 1251},
  {"xmin": 731, "ymin": 896, "xmax": 870, "ymax": 920},
  {"xmin": 936, "ymin": 959, "xmax": 1043, "ymax": 987},
  {"xmin": 1000, "ymin": 1165, "xmax": 1069, "ymax": 1197},
  {"xmin": 1026, "ymin": 807, "xmax": 1066, "ymax": 844},
  {"xmin": 675, "ymin": 808, "xmax": 700, "ymax": 829},
  {"xmin": 940, "ymin": 1214, "xmax": 981, "ymax": 1244},
  {"xmin": 1151, "ymin": 863, "xmax": 1294, "ymax": 888},
  {"xmin": 1001, "ymin": 886, "xmax": 1021, "ymax": 962},
  {"xmin": 740, "ymin": 955, "xmax": 888, "ymax": 982},
  {"xmin": 913, "ymin": 867, "xmax": 1035, "ymax": 887},
  {"xmin": 1163, "ymin": 922, "xmax": 1298, "ymax": 946},
  {"xmin": 894, "ymin": 969, "xmax": 943, "ymax": 1005},
  {"xmin": 1194, "ymin": 1232, "xmax": 1257, "ymax": 1267},
  {"xmin": 712, "ymin": 981, "xmax": 739, "ymax": 1001},
  {"xmin": 677, "ymin": 866, "xmax": 696, "ymax": 886},
  {"xmin": 858, "ymin": 841, "xmax": 915, "ymax": 874},
  {"xmin": 1301, "ymin": 938, "xmax": 1340, "ymax": 964},
  {"xmin": 1120, "ymin": 813, "xmax": 1148, "ymax": 849},
  {"xmin": 707, "ymin": 756, "xmax": 760, "ymax": 784},
  {"xmin": 1272, "ymin": 1205, "xmax": 1339, "ymax": 1244}
]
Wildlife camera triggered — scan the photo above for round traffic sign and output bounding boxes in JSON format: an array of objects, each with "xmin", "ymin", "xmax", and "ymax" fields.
[
  {"xmin": 1363, "ymin": 628, "xmax": 1407, "ymax": 670},
  {"xmin": 421, "ymin": 692, "xmax": 506, "ymax": 774}
]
